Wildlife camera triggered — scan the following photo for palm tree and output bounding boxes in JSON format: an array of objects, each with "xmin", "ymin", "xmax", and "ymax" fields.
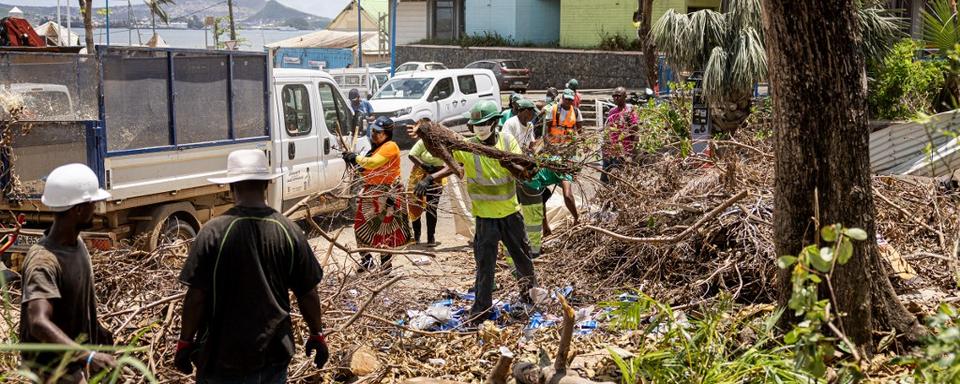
[
  {"xmin": 651, "ymin": 0, "xmax": 899, "ymax": 133},
  {"xmin": 922, "ymin": 0, "xmax": 960, "ymax": 105},
  {"xmin": 145, "ymin": 0, "xmax": 175, "ymax": 41},
  {"xmin": 78, "ymin": 0, "xmax": 93, "ymax": 52}
]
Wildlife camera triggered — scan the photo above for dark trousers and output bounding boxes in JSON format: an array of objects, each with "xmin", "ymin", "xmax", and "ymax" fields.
[
  {"xmin": 198, "ymin": 364, "xmax": 288, "ymax": 384},
  {"xmin": 600, "ymin": 157, "xmax": 624, "ymax": 184},
  {"xmin": 470, "ymin": 212, "xmax": 537, "ymax": 321},
  {"xmin": 412, "ymin": 187, "xmax": 442, "ymax": 242}
]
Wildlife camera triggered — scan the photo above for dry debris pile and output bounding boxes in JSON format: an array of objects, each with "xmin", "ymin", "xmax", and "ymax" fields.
[{"xmin": 543, "ymin": 126, "xmax": 959, "ymax": 310}]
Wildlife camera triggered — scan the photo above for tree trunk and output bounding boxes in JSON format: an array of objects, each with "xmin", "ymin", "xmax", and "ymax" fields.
[
  {"xmin": 762, "ymin": 0, "xmax": 923, "ymax": 355},
  {"xmin": 79, "ymin": 0, "xmax": 94, "ymax": 53},
  {"xmin": 639, "ymin": 0, "xmax": 657, "ymax": 89},
  {"xmin": 709, "ymin": 90, "xmax": 751, "ymax": 134}
]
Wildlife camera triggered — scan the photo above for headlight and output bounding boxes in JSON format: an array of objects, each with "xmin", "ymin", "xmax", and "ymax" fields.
[{"xmin": 394, "ymin": 107, "xmax": 412, "ymax": 117}]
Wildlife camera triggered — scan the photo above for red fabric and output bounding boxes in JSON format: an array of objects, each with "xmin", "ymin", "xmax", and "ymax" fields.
[{"xmin": 1, "ymin": 18, "xmax": 46, "ymax": 47}]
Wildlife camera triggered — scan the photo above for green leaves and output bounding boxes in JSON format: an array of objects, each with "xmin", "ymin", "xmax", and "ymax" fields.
[
  {"xmin": 844, "ymin": 228, "xmax": 868, "ymax": 241},
  {"xmin": 777, "ymin": 255, "xmax": 797, "ymax": 269}
]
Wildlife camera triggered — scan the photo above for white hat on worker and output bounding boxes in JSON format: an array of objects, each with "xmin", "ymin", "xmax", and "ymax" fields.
[
  {"xmin": 208, "ymin": 149, "xmax": 282, "ymax": 184},
  {"xmin": 41, "ymin": 163, "xmax": 111, "ymax": 212}
]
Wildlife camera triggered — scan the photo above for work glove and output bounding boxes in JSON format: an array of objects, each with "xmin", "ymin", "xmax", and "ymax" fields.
[
  {"xmin": 305, "ymin": 333, "xmax": 330, "ymax": 369},
  {"xmin": 341, "ymin": 152, "xmax": 358, "ymax": 166},
  {"xmin": 414, "ymin": 175, "xmax": 435, "ymax": 196},
  {"xmin": 420, "ymin": 164, "xmax": 440, "ymax": 174},
  {"xmin": 174, "ymin": 340, "xmax": 199, "ymax": 374}
]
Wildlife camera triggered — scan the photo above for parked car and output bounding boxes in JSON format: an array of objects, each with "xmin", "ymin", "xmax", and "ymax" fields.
[
  {"xmin": 368, "ymin": 68, "xmax": 501, "ymax": 147},
  {"xmin": 394, "ymin": 61, "xmax": 448, "ymax": 74},
  {"xmin": 327, "ymin": 67, "xmax": 390, "ymax": 99},
  {"xmin": 465, "ymin": 59, "xmax": 530, "ymax": 93}
]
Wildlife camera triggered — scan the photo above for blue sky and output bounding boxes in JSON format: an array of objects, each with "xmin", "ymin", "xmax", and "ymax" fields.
[{"xmin": 5, "ymin": 0, "xmax": 354, "ymax": 18}]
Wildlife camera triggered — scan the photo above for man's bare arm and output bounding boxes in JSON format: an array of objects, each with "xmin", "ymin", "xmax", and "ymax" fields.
[{"xmin": 295, "ymin": 285, "xmax": 324, "ymax": 334}]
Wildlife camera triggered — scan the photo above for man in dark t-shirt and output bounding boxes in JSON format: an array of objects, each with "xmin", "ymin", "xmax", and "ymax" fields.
[
  {"xmin": 20, "ymin": 163, "xmax": 117, "ymax": 382},
  {"xmin": 175, "ymin": 150, "xmax": 329, "ymax": 383}
]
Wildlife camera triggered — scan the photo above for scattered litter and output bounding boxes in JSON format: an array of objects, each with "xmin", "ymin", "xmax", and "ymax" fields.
[
  {"xmin": 412, "ymin": 256, "xmax": 432, "ymax": 266},
  {"xmin": 427, "ymin": 358, "xmax": 446, "ymax": 366}
]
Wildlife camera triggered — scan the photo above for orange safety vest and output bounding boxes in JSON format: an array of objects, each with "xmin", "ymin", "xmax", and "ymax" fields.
[{"xmin": 548, "ymin": 105, "xmax": 578, "ymax": 144}]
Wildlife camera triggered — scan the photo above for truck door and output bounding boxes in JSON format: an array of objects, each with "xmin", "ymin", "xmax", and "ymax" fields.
[
  {"xmin": 316, "ymin": 80, "xmax": 354, "ymax": 191},
  {"xmin": 276, "ymin": 82, "xmax": 323, "ymax": 204},
  {"xmin": 428, "ymin": 77, "xmax": 457, "ymax": 121}
]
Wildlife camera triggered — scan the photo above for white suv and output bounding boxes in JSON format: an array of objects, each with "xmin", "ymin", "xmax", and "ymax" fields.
[
  {"xmin": 394, "ymin": 61, "xmax": 448, "ymax": 75},
  {"xmin": 369, "ymin": 68, "xmax": 501, "ymax": 130}
]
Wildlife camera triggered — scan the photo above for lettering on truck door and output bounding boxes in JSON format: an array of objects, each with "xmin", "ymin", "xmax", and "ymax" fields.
[
  {"xmin": 277, "ymin": 82, "xmax": 322, "ymax": 202},
  {"xmin": 316, "ymin": 81, "xmax": 353, "ymax": 191}
]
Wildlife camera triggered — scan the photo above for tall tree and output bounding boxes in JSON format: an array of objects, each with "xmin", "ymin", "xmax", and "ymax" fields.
[
  {"xmin": 78, "ymin": 0, "xmax": 93, "ymax": 52},
  {"xmin": 652, "ymin": 0, "xmax": 898, "ymax": 133},
  {"xmin": 636, "ymin": 0, "xmax": 658, "ymax": 89},
  {"xmin": 762, "ymin": 0, "xmax": 923, "ymax": 354}
]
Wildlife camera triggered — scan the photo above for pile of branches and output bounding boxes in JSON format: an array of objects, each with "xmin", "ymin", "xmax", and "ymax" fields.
[{"xmin": 544, "ymin": 125, "xmax": 960, "ymax": 307}]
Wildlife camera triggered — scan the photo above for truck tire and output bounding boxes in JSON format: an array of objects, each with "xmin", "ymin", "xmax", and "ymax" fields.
[
  {"xmin": 137, "ymin": 202, "xmax": 201, "ymax": 255},
  {"xmin": 158, "ymin": 216, "xmax": 197, "ymax": 258}
]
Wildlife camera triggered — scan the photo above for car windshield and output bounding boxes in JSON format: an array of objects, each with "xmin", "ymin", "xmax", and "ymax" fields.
[
  {"xmin": 501, "ymin": 61, "xmax": 523, "ymax": 69},
  {"xmin": 374, "ymin": 74, "xmax": 389, "ymax": 86},
  {"xmin": 374, "ymin": 78, "xmax": 433, "ymax": 100},
  {"xmin": 19, "ymin": 91, "xmax": 72, "ymax": 119},
  {"xmin": 425, "ymin": 63, "xmax": 446, "ymax": 70}
]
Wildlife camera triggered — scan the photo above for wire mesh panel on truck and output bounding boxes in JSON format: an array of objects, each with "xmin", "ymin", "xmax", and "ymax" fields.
[{"xmin": 0, "ymin": 51, "xmax": 99, "ymax": 202}]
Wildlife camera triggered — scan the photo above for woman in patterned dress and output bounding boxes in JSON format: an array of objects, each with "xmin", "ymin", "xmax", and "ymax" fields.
[{"xmin": 341, "ymin": 117, "xmax": 412, "ymax": 272}]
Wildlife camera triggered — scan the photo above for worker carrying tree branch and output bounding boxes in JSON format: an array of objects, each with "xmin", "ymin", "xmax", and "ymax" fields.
[{"xmin": 415, "ymin": 100, "xmax": 539, "ymax": 325}]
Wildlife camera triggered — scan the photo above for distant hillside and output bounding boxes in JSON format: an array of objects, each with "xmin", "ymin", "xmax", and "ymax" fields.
[
  {"xmin": 0, "ymin": 0, "xmax": 268, "ymax": 27},
  {"xmin": 242, "ymin": 0, "xmax": 329, "ymax": 30}
]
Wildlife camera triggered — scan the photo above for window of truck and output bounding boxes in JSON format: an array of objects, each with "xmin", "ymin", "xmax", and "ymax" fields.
[
  {"xmin": 457, "ymin": 75, "xmax": 477, "ymax": 95},
  {"xmin": 317, "ymin": 82, "xmax": 354, "ymax": 136},
  {"xmin": 282, "ymin": 84, "xmax": 312, "ymax": 136},
  {"xmin": 429, "ymin": 78, "xmax": 454, "ymax": 100}
]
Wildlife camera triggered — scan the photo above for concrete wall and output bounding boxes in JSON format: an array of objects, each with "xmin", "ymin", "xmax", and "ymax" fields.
[
  {"xmin": 466, "ymin": 0, "xmax": 518, "ymax": 39},
  {"xmin": 396, "ymin": 1, "xmax": 428, "ymax": 44},
  {"xmin": 515, "ymin": 0, "xmax": 561, "ymax": 44},
  {"xmin": 397, "ymin": 44, "xmax": 648, "ymax": 89},
  {"xmin": 560, "ymin": 0, "xmax": 635, "ymax": 47}
]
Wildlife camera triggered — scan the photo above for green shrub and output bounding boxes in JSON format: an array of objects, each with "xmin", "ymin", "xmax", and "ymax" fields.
[{"xmin": 868, "ymin": 39, "xmax": 946, "ymax": 120}]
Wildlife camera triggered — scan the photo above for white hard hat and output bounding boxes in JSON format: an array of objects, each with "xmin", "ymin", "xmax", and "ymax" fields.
[
  {"xmin": 208, "ymin": 149, "xmax": 282, "ymax": 185},
  {"xmin": 41, "ymin": 163, "xmax": 111, "ymax": 212}
]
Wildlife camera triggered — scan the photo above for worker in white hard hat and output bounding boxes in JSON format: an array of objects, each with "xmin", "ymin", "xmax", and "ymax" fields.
[
  {"xmin": 19, "ymin": 163, "xmax": 117, "ymax": 382},
  {"xmin": 176, "ymin": 149, "xmax": 329, "ymax": 381}
]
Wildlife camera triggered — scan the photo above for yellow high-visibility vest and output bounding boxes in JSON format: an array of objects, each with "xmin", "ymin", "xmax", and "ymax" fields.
[{"xmin": 453, "ymin": 133, "xmax": 521, "ymax": 219}]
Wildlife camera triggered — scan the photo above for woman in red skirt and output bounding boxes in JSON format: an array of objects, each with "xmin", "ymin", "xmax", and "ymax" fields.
[{"xmin": 342, "ymin": 117, "xmax": 412, "ymax": 272}]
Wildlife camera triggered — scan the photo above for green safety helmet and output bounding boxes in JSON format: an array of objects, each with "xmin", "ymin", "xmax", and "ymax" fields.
[
  {"xmin": 566, "ymin": 78, "xmax": 580, "ymax": 90},
  {"xmin": 464, "ymin": 100, "xmax": 502, "ymax": 125}
]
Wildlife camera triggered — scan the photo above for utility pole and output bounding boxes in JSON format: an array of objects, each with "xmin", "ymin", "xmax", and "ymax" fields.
[
  {"xmin": 357, "ymin": 0, "xmax": 363, "ymax": 67},
  {"xmin": 227, "ymin": 0, "xmax": 237, "ymax": 42},
  {"xmin": 57, "ymin": 0, "xmax": 62, "ymax": 45},
  {"xmin": 105, "ymin": 0, "xmax": 110, "ymax": 45},
  {"xmin": 390, "ymin": 0, "xmax": 397, "ymax": 76}
]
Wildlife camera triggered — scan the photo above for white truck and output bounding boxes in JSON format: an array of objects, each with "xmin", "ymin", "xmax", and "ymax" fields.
[{"xmin": 0, "ymin": 47, "xmax": 357, "ymax": 267}]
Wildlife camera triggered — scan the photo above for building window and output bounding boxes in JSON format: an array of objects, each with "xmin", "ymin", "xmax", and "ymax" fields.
[{"xmin": 429, "ymin": 0, "xmax": 463, "ymax": 40}]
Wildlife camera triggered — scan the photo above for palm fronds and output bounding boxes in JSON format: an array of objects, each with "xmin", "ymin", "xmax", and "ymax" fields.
[
  {"xmin": 922, "ymin": 0, "xmax": 960, "ymax": 53},
  {"xmin": 144, "ymin": 0, "xmax": 175, "ymax": 24},
  {"xmin": 859, "ymin": 6, "xmax": 904, "ymax": 62}
]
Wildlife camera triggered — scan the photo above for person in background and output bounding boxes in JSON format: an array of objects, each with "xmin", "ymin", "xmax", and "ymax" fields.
[
  {"xmin": 499, "ymin": 93, "xmax": 522, "ymax": 126},
  {"xmin": 566, "ymin": 79, "xmax": 583, "ymax": 107},
  {"xmin": 416, "ymin": 101, "xmax": 538, "ymax": 324},
  {"xmin": 19, "ymin": 163, "xmax": 117, "ymax": 382},
  {"xmin": 176, "ymin": 150, "xmax": 328, "ymax": 382},
  {"xmin": 534, "ymin": 87, "xmax": 560, "ymax": 137},
  {"xmin": 501, "ymin": 98, "xmax": 538, "ymax": 152},
  {"xmin": 543, "ymin": 89, "xmax": 583, "ymax": 155},
  {"xmin": 505, "ymin": 99, "xmax": 551, "ymax": 259},
  {"xmin": 342, "ymin": 117, "xmax": 412, "ymax": 272},
  {"xmin": 349, "ymin": 88, "xmax": 374, "ymax": 137},
  {"xmin": 408, "ymin": 138, "xmax": 447, "ymax": 247},
  {"xmin": 602, "ymin": 87, "xmax": 639, "ymax": 183}
]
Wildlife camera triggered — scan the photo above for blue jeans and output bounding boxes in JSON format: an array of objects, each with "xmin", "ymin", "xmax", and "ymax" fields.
[{"xmin": 197, "ymin": 364, "xmax": 288, "ymax": 384}]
